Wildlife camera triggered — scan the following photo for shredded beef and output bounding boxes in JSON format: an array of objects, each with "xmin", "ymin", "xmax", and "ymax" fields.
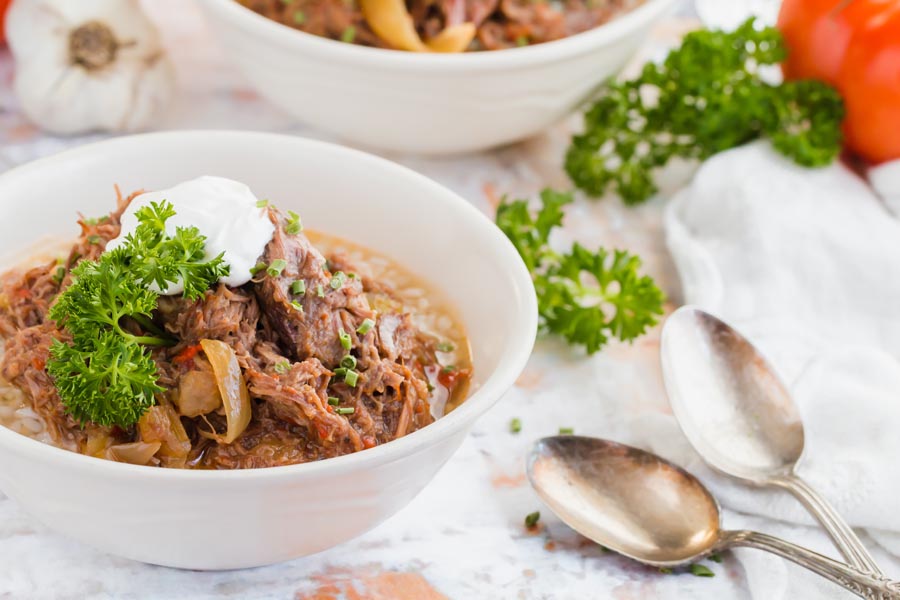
[
  {"xmin": 157, "ymin": 284, "xmax": 260, "ymax": 364},
  {"xmin": 0, "ymin": 323, "xmax": 119, "ymax": 450},
  {"xmin": 254, "ymin": 209, "xmax": 374, "ymax": 366},
  {"xmin": 0, "ymin": 195, "xmax": 467, "ymax": 469},
  {"xmin": 0, "ymin": 189, "xmax": 132, "ymax": 336}
]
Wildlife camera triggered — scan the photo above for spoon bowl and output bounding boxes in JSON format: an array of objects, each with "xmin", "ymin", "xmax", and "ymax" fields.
[
  {"xmin": 660, "ymin": 305, "xmax": 882, "ymax": 574},
  {"xmin": 660, "ymin": 306, "xmax": 803, "ymax": 482},
  {"xmin": 527, "ymin": 436, "xmax": 720, "ymax": 565},
  {"xmin": 526, "ymin": 436, "xmax": 900, "ymax": 599}
]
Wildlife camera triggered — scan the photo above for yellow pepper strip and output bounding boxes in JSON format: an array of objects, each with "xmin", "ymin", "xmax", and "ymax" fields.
[
  {"xmin": 360, "ymin": 0, "xmax": 475, "ymax": 53},
  {"xmin": 426, "ymin": 22, "xmax": 476, "ymax": 53},
  {"xmin": 360, "ymin": 0, "xmax": 428, "ymax": 51}
]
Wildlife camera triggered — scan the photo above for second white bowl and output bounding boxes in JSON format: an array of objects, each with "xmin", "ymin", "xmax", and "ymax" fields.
[{"xmin": 199, "ymin": 0, "xmax": 677, "ymax": 154}]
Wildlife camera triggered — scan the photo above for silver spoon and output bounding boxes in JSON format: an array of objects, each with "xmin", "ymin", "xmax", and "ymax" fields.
[
  {"xmin": 526, "ymin": 436, "xmax": 900, "ymax": 598},
  {"xmin": 659, "ymin": 306, "xmax": 882, "ymax": 575}
]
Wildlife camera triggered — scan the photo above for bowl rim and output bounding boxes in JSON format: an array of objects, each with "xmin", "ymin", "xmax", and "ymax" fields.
[
  {"xmin": 199, "ymin": 0, "xmax": 679, "ymax": 72},
  {"xmin": 0, "ymin": 130, "xmax": 538, "ymax": 483}
]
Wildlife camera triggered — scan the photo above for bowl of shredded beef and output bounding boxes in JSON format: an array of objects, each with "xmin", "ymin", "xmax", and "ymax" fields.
[
  {"xmin": 198, "ymin": 0, "xmax": 677, "ymax": 153},
  {"xmin": 0, "ymin": 130, "xmax": 536, "ymax": 569}
]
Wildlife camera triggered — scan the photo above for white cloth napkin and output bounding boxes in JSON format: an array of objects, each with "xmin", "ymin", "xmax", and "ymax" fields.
[
  {"xmin": 636, "ymin": 141, "xmax": 900, "ymax": 598},
  {"xmin": 870, "ymin": 160, "xmax": 900, "ymax": 218}
]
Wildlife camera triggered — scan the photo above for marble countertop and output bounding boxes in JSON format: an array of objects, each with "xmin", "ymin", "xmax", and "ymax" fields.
[{"xmin": 0, "ymin": 2, "xmax": 883, "ymax": 598}]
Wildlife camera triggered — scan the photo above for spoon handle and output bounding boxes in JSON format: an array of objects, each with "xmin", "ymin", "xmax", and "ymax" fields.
[
  {"xmin": 772, "ymin": 474, "xmax": 882, "ymax": 575},
  {"xmin": 724, "ymin": 530, "xmax": 900, "ymax": 600}
]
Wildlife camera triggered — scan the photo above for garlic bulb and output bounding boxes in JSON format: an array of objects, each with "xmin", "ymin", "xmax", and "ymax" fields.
[{"xmin": 6, "ymin": 0, "xmax": 175, "ymax": 135}]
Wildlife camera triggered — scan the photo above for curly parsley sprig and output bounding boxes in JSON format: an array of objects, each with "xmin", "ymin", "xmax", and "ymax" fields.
[
  {"xmin": 47, "ymin": 201, "xmax": 228, "ymax": 428},
  {"xmin": 497, "ymin": 189, "xmax": 665, "ymax": 354},
  {"xmin": 565, "ymin": 18, "xmax": 844, "ymax": 205}
]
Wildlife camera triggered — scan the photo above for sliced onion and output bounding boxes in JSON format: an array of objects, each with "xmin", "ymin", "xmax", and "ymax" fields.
[
  {"xmin": 138, "ymin": 404, "xmax": 191, "ymax": 465},
  {"xmin": 175, "ymin": 368, "xmax": 223, "ymax": 417},
  {"xmin": 106, "ymin": 442, "xmax": 162, "ymax": 466},
  {"xmin": 360, "ymin": 0, "xmax": 474, "ymax": 53},
  {"xmin": 84, "ymin": 432, "xmax": 111, "ymax": 457},
  {"xmin": 199, "ymin": 339, "xmax": 251, "ymax": 444}
]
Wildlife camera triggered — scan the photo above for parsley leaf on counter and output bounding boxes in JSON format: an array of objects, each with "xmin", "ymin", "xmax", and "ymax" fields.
[
  {"xmin": 497, "ymin": 189, "xmax": 665, "ymax": 354},
  {"xmin": 47, "ymin": 201, "xmax": 227, "ymax": 428},
  {"xmin": 496, "ymin": 188, "xmax": 571, "ymax": 271},
  {"xmin": 565, "ymin": 18, "xmax": 844, "ymax": 205}
]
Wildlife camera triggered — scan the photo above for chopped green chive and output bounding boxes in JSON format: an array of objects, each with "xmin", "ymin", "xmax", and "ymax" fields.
[
  {"xmin": 51, "ymin": 266, "xmax": 66, "ymax": 284},
  {"xmin": 83, "ymin": 217, "xmax": 98, "ymax": 226},
  {"xmin": 256, "ymin": 199, "xmax": 270, "ymax": 208},
  {"xmin": 333, "ymin": 367, "xmax": 347, "ymax": 377},
  {"xmin": 274, "ymin": 360, "xmax": 290, "ymax": 374},
  {"xmin": 341, "ymin": 25, "xmax": 356, "ymax": 43},
  {"xmin": 348, "ymin": 272, "xmax": 358, "ymax": 279},
  {"xmin": 292, "ymin": 10, "xmax": 306, "ymax": 25},
  {"xmin": 250, "ymin": 261, "xmax": 267, "ymax": 276},
  {"xmin": 510, "ymin": 417, "xmax": 522, "ymax": 434},
  {"xmin": 340, "ymin": 355, "xmax": 357, "ymax": 370},
  {"xmin": 658, "ymin": 567, "xmax": 673, "ymax": 574},
  {"xmin": 356, "ymin": 318, "xmax": 375, "ymax": 335},
  {"xmin": 327, "ymin": 396, "xmax": 340, "ymax": 406},
  {"xmin": 285, "ymin": 210, "xmax": 302, "ymax": 235},
  {"xmin": 339, "ymin": 328, "xmax": 351, "ymax": 350},
  {"xmin": 291, "ymin": 279, "xmax": 306, "ymax": 295},
  {"xmin": 336, "ymin": 406, "xmax": 355, "ymax": 415},
  {"xmin": 524, "ymin": 511, "xmax": 540, "ymax": 528},
  {"xmin": 690, "ymin": 564, "xmax": 715, "ymax": 577},
  {"xmin": 708, "ymin": 553, "xmax": 723, "ymax": 563},
  {"xmin": 515, "ymin": 35, "xmax": 529, "ymax": 47},
  {"xmin": 436, "ymin": 341, "xmax": 455, "ymax": 353},
  {"xmin": 87, "ymin": 234, "xmax": 102, "ymax": 245},
  {"xmin": 559, "ymin": 427, "xmax": 574, "ymax": 435},
  {"xmin": 344, "ymin": 370, "xmax": 359, "ymax": 387},
  {"xmin": 330, "ymin": 271, "xmax": 347, "ymax": 290},
  {"xmin": 267, "ymin": 259, "xmax": 287, "ymax": 277},
  {"xmin": 317, "ymin": 284, "xmax": 325, "ymax": 297},
  {"xmin": 426, "ymin": 381, "xmax": 435, "ymax": 392},
  {"xmin": 291, "ymin": 300, "xmax": 304, "ymax": 312},
  {"xmin": 441, "ymin": 365, "xmax": 456, "ymax": 374}
]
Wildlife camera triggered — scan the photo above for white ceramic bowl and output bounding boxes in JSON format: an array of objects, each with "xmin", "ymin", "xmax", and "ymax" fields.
[
  {"xmin": 199, "ymin": 0, "xmax": 678, "ymax": 154},
  {"xmin": 0, "ymin": 131, "xmax": 536, "ymax": 569}
]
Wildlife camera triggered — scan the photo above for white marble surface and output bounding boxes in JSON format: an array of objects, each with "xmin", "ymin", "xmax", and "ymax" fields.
[{"xmin": 0, "ymin": 2, "xmax": 895, "ymax": 599}]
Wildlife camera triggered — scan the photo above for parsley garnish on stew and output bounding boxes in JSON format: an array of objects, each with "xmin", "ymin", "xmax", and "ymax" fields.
[{"xmin": 47, "ymin": 201, "xmax": 228, "ymax": 428}]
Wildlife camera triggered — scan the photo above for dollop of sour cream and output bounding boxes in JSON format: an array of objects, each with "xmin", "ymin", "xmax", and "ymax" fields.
[{"xmin": 107, "ymin": 176, "xmax": 275, "ymax": 295}]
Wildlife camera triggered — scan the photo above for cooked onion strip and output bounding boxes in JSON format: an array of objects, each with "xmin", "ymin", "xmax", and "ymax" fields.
[
  {"xmin": 199, "ymin": 339, "xmax": 251, "ymax": 444},
  {"xmin": 360, "ymin": 0, "xmax": 475, "ymax": 53},
  {"xmin": 138, "ymin": 404, "xmax": 191, "ymax": 466},
  {"xmin": 106, "ymin": 442, "xmax": 163, "ymax": 466}
]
